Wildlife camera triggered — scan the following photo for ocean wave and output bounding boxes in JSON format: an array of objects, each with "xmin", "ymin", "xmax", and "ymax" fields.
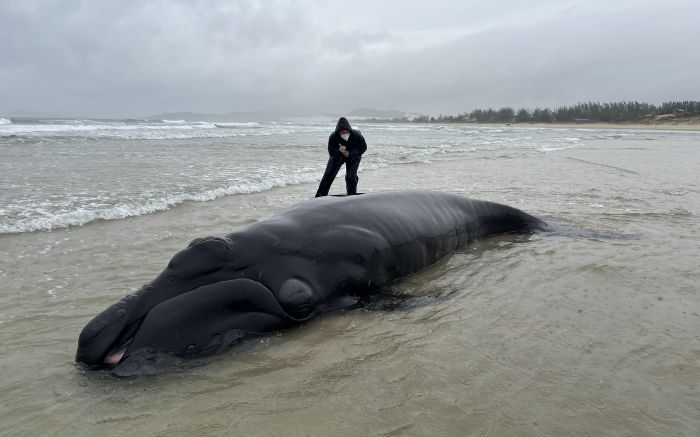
[
  {"xmin": 0, "ymin": 118, "xmax": 347, "ymax": 141},
  {"xmin": 0, "ymin": 117, "xmax": 11, "ymax": 125},
  {"xmin": 0, "ymin": 173, "xmax": 325, "ymax": 234},
  {"xmin": 0, "ymin": 119, "xmax": 297, "ymax": 140},
  {"xmin": 215, "ymin": 122, "xmax": 262, "ymax": 128},
  {"xmin": 0, "ymin": 157, "xmax": 414, "ymax": 234},
  {"xmin": 662, "ymin": 188, "xmax": 689, "ymax": 196},
  {"xmin": 538, "ymin": 144, "xmax": 579, "ymax": 152}
]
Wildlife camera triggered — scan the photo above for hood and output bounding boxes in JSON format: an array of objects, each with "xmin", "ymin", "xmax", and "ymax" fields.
[{"xmin": 335, "ymin": 117, "xmax": 352, "ymax": 133}]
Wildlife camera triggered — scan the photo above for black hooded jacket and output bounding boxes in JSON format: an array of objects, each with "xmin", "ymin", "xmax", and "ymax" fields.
[{"xmin": 327, "ymin": 117, "xmax": 367, "ymax": 159}]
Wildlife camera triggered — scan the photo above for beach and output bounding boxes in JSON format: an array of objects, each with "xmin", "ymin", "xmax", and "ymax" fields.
[
  {"xmin": 1, "ymin": 120, "xmax": 699, "ymax": 436},
  {"xmin": 512, "ymin": 120, "xmax": 700, "ymax": 131}
]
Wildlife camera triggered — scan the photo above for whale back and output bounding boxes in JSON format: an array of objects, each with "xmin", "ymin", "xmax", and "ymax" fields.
[{"xmin": 237, "ymin": 190, "xmax": 546, "ymax": 296}]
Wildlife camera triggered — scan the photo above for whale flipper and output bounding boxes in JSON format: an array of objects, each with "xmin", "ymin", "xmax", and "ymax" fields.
[
  {"xmin": 277, "ymin": 278, "xmax": 315, "ymax": 319},
  {"xmin": 122, "ymin": 279, "xmax": 292, "ymax": 360}
]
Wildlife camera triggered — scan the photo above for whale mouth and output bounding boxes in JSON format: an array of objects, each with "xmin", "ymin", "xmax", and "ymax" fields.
[
  {"xmin": 97, "ymin": 319, "xmax": 142, "ymax": 367},
  {"xmin": 104, "ymin": 349, "xmax": 126, "ymax": 365}
]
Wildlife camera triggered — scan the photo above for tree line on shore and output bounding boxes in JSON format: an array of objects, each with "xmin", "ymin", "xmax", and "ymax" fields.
[{"xmin": 399, "ymin": 101, "xmax": 700, "ymax": 123}]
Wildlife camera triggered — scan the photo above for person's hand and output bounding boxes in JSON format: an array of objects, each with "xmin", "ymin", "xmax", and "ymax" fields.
[
  {"xmin": 339, "ymin": 145, "xmax": 349, "ymax": 157},
  {"xmin": 342, "ymin": 150, "xmax": 350, "ymax": 157}
]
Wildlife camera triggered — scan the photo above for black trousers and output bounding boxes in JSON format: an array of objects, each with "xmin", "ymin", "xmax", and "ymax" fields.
[{"xmin": 315, "ymin": 155, "xmax": 362, "ymax": 197}]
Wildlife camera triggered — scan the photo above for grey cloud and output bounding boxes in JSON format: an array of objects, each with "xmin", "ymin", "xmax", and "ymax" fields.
[{"xmin": 1, "ymin": 0, "xmax": 698, "ymax": 117}]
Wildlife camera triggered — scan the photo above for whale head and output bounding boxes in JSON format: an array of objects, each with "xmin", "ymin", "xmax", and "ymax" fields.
[
  {"xmin": 75, "ymin": 236, "xmax": 296, "ymax": 373},
  {"xmin": 76, "ymin": 278, "xmax": 295, "ymax": 374}
]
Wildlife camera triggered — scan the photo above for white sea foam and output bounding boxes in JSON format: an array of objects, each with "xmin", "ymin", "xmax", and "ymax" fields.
[
  {"xmin": 0, "ymin": 117, "xmax": 11, "ymax": 125},
  {"xmin": 0, "ymin": 172, "xmax": 325, "ymax": 234},
  {"xmin": 0, "ymin": 119, "xmax": 296, "ymax": 140},
  {"xmin": 538, "ymin": 144, "xmax": 580, "ymax": 152}
]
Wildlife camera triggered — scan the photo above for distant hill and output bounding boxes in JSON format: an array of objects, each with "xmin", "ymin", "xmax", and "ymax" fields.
[
  {"xmin": 348, "ymin": 108, "xmax": 407, "ymax": 119},
  {"xmin": 143, "ymin": 111, "xmax": 279, "ymax": 122}
]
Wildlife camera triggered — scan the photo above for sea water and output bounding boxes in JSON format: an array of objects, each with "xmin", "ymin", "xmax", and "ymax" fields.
[
  {"xmin": 1, "ymin": 118, "xmax": 584, "ymax": 233},
  {"xmin": 0, "ymin": 118, "xmax": 698, "ymax": 436}
]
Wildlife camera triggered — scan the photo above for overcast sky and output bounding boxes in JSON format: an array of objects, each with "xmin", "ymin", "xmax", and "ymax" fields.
[{"xmin": 1, "ymin": 0, "xmax": 698, "ymax": 118}]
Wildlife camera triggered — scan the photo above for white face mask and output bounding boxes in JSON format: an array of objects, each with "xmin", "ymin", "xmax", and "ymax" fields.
[{"xmin": 340, "ymin": 133, "xmax": 350, "ymax": 141}]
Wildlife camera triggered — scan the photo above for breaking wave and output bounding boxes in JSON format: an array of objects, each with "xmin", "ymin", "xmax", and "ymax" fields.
[{"xmin": 0, "ymin": 173, "xmax": 324, "ymax": 234}]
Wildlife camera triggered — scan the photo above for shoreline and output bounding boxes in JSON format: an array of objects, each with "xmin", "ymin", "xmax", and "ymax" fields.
[
  {"xmin": 360, "ymin": 120, "xmax": 700, "ymax": 132},
  {"xmin": 357, "ymin": 120, "xmax": 700, "ymax": 131},
  {"xmin": 508, "ymin": 121, "xmax": 700, "ymax": 131}
]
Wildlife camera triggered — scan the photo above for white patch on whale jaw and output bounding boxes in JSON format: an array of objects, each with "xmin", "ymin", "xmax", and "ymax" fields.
[{"xmin": 104, "ymin": 349, "xmax": 126, "ymax": 365}]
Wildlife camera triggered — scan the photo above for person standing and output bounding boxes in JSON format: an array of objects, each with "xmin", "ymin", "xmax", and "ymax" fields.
[{"xmin": 315, "ymin": 117, "xmax": 367, "ymax": 197}]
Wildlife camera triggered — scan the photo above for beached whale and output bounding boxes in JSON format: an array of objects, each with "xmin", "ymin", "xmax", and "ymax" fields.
[{"xmin": 76, "ymin": 190, "xmax": 547, "ymax": 374}]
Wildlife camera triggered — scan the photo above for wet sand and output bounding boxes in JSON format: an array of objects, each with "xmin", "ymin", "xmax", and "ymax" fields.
[{"xmin": 1, "ymin": 128, "xmax": 699, "ymax": 436}]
